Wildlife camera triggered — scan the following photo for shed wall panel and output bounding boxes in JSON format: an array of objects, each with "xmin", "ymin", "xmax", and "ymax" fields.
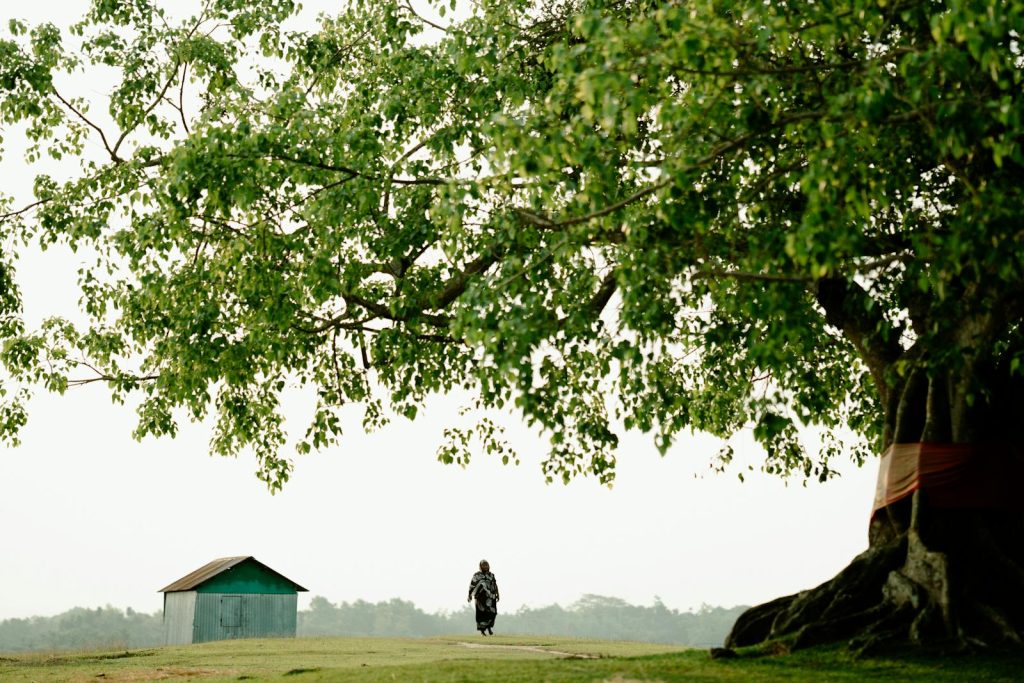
[
  {"xmin": 163, "ymin": 591, "xmax": 197, "ymax": 645},
  {"xmin": 193, "ymin": 593, "xmax": 297, "ymax": 643}
]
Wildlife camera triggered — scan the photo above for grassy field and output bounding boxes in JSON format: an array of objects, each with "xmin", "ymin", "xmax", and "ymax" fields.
[{"xmin": 3, "ymin": 634, "xmax": 1024, "ymax": 682}]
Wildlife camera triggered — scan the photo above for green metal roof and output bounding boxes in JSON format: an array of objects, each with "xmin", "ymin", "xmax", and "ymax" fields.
[{"xmin": 159, "ymin": 556, "xmax": 308, "ymax": 594}]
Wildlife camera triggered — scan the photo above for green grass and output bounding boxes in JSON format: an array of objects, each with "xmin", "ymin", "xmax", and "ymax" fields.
[{"xmin": 2, "ymin": 634, "xmax": 1023, "ymax": 681}]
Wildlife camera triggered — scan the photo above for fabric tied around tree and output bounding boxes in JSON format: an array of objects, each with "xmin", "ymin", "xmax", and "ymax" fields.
[{"xmin": 872, "ymin": 442, "xmax": 1024, "ymax": 514}]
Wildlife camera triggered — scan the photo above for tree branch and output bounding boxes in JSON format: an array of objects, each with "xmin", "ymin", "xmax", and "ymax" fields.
[
  {"xmin": 676, "ymin": 50, "xmax": 913, "ymax": 78},
  {"xmin": 343, "ymin": 293, "xmax": 450, "ymax": 328},
  {"xmin": 512, "ymin": 125, "xmax": 797, "ymax": 235},
  {"xmin": 178, "ymin": 62, "xmax": 191, "ymax": 134},
  {"xmin": 401, "ymin": 0, "xmax": 459, "ymax": 34},
  {"xmin": 111, "ymin": 60, "xmax": 181, "ymax": 159},
  {"xmin": 554, "ymin": 269, "xmax": 619, "ymax": 331},
  {"xmin": 427, "ymin": 248, "xmax": 503, "ymax": 310},
  {"xmin": 0, "ymin": 198, "xmax": 48, "ymax": 222},
  {"xmin": 50, "ymin": 88, "xmax": 122, "ymax": 163},
  {"xmin": 66, "ymin": 374, "xmax": 159, "ymax": 388},
  {"xmin": 815, "ymin": 278, "xmax": 903, "ymax": 403},
  {"xmin": 693, "ymin": 268, "xmax": 810, "ymax": 283},
  {"xmin": 65, "ymin": 357, "xmax": 159, "ymax": 388},
  {"xmin": 516, "ymin": 179, "xmax": 671, "ymax": 230},
  {"xmin": 262, "ymin": 154, "xmax": 450, "ymax": 186}
]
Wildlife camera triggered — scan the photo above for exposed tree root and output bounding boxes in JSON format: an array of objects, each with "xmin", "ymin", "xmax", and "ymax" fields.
[{"xmin": 726, "ymin": 508, "xmax": 1024, "ymax": 652}]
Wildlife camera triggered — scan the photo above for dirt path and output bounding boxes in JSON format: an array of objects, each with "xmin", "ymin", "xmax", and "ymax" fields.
[{"xmin": 455, "ymin": 641, "xmax": 599, "ymax": 659}]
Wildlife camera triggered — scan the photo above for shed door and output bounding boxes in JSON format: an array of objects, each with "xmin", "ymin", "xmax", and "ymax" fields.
[{"xmin": 220, "ymin": 596, "xmax": 242, "ymax": 628}]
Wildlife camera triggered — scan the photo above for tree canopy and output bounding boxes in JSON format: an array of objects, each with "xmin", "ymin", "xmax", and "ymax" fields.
[{"xmin": 1, "ymin": 0, "xmax": 1022, "ymax": 490}]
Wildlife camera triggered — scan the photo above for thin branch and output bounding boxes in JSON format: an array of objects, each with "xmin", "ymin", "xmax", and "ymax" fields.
[
  {"xmin": 493, "ymin": 236, "xmax": 569, "ymax": 290},
  {"xmin": 848, "ymin": 251, "xmax": 913, "ymax": 274},
  {"xmin": 178, "ymin": 62, "xmax": 191, "ymax": 134},
  {"xmin": 288, "ymin": 171, "xmax": 360, "ymax": 212},
  {"xmin": 557, "ymin": 270, "xmax": 618, "ymax": 330},
  {"xmin": 261, "ymin": 154, "xmax": 451, "ymax": 186},
  {"xmin": 383, "ymin": 136, "xmax": 434, "ymax": 216},
  {"xmin": 190, "ymin": 215, "xmax": 247, "ymax": 236},
  {"xmin": 344, "ymin": 293, "xmax": 450, "ymax": 328},
  {"xmin": 390, "ymin": 176, "xmax": 449, "ymax": 186},
  {"xmin": 294, "ymin": 318, "xmax": 458, "ymax": 346},
  {"xmin": 66, "ymin": 373, "xmax": 159, "ymax": 388},
  {"xmin": 401, "ymin": 0, "xmax": 458, "ymax": 34},
  {"xmin": 0, "ymin": 198, "xmax": 47, "ymax": 222},
  {"xmin": 65, "ymin": 357, "xmax": 159, "ymax": 388},
  {"xmin": 394, "ymin": 137, "xmax": 431, "ymax": 166},
  {"xmin": 692, "ymin": 268, "xmax": 810, "ymax": 283},
  {"xmin": 50, "ymin": 88, "xmax": 121, "ymax": 163},
  {"xmin": 673, "ymin": 47, "xmax": 916, "ymax": 78},
  {"xmin": 511, "ymin": 127, "xmax": 779, "ymax": 233},
  {"xmin": 111, "ymin": 61, "xmax": 181, "ymax": 158},
  {"xmin": 516, "ymin": 180, "xmax": 671, "ymax": 230},
  {"xmin": 331, "ymin": 327, "xmax": 343, "ymax": 390}
]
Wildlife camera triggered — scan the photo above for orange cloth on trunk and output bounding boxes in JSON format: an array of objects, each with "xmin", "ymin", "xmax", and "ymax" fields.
[{"xmin": 872, "ymin": 442, "xmax": 1024, "ymax": 512}]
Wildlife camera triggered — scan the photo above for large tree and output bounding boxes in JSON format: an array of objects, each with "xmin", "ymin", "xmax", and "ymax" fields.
[{"xmin": 2, "ymin": 0, "xmax": 1023, "ymax": 650}]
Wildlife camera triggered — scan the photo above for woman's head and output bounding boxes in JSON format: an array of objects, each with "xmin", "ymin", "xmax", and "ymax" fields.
[{"xmin": 479, "ymin": 559, "xmax": 490, "ymax": 572}]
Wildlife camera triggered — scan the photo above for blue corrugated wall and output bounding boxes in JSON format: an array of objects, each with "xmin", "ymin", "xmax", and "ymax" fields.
[{"xmin": 192, "ymin": 593, "xmax": 298, "ymax": 643}]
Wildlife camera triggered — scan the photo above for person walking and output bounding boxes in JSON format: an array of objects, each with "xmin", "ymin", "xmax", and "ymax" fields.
[{"xmin": 467, "ymin": 559, "xmax": 499, "ymax": 635}]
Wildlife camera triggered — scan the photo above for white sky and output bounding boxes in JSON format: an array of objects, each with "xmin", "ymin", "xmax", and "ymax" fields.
[{"xmin": 0, "ymin": 0, "xmax": 878, "ymax": 622}]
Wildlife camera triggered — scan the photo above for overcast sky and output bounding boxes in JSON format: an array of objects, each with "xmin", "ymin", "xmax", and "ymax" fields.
[{"xmin": 0, "ymin": 0, "xmax": 879, "ymax": 622}]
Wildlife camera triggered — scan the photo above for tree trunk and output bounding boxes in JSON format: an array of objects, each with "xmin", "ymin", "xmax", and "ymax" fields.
[{"xmin": 725, "ymin": 367, "xmax": 1024, "ymax": 652}]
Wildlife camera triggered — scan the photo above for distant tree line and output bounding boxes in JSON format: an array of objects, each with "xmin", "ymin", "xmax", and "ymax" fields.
[
  {"xmin": 299, "ymin": 594, "xmax": 743, "ymax": 647},
  {"xmin": 0, "ymin": 606, "xmax": 163, "ymax": 652},
  {"xmin": 0, "ymin": 596, "xmax": 745, "ymax": 652}
]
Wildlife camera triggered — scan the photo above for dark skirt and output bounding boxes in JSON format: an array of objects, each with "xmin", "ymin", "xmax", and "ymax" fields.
[{"xmin": 475, "ymin": 605, "xmax": 497, "ymax": 631}]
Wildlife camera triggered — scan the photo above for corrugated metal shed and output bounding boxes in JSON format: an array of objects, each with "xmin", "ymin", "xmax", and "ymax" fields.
[{"xmin": 159, "ymin": 556, "xmax": 306, "ymax": 645}]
